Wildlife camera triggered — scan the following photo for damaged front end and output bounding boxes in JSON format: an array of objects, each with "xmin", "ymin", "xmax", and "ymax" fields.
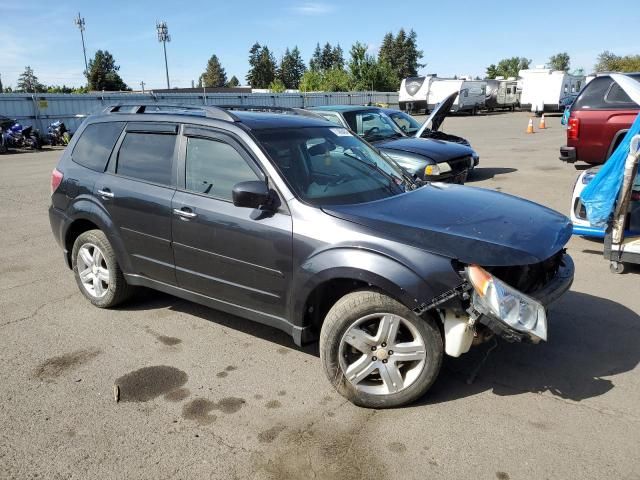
[{"xmin": 424, "ymin": 251, "xmax": 574, "ymax": 357}]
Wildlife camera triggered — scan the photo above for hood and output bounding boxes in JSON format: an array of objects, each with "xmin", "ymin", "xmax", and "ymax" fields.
[
  {"xmin": 324, "ymin": 183, "xmax": 573, "ymax": 266},
  {"xmin": 415, "ymin": 92, "xmax": 458, "ymax": 136},
  {"xmin": 377, "ymin": 136, "xmax": 474, "ymax": 163}
]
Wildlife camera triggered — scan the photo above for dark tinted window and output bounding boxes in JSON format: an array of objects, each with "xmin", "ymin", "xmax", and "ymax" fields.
[
  {"xmin": 72, "ymin": 122, "xmax": 124, "ymax": 171},
  {"xmin": 185, "ymin": 137, "xmax": 259, "ymax": 201},
  {"xmin": 116, "ymin": 133, "xmax": 176, "ymax": 185},
  {"xmin": 573, "ymin": 75, "xmax": 640, "ymax": 110}
]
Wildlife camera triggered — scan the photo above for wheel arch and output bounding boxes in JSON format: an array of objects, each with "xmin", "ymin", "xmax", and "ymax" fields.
[
  {"xmin": 293, "ymin": 248, "xmax": 442, "ymax": 343},
  {"xmin": 63, "ymin": 198, "xmax": 132, "ymax": 272}
]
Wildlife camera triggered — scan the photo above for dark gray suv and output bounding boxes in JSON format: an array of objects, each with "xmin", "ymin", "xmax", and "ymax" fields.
[{"xmin": 49, "ymin": 104, "xmax": 574, "ymax": 408}]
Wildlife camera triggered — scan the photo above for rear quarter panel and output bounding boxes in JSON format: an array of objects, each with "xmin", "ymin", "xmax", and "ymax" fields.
[{"xmin": 570, "ymin": 109, "xmax": 637, "ymax": 164}]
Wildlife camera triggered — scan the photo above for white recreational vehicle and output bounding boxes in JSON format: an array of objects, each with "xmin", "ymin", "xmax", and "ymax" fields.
[
  {"xmin": 485, "ymin": 77, "xmax": 519, "ymax": 110},
  {"xmin": 427, "ymin": 78, "xmax": 487, "ymax": 114},
  {"xmin": 399, "ymin": 76, "xmax": 434, "ymax": 113},
  {"xmin": 518, "ymin": 68, "xmax": 585, "ymax": 114}
]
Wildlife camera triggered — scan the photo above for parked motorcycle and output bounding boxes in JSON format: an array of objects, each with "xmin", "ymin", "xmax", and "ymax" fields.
[
  {"xmin": 7, "ymin": 122, "xmax": 41, "ymax": 150},
  {"xmin": 47, "ymin": 121, "xmax": 72, "ymax": 146}
]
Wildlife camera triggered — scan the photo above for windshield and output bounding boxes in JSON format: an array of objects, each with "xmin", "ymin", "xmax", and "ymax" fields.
[
  {"xmin": 254, "ymin": 126, "xmax": 407, "ymax": 206},
  {"xmin": 342, "ymin": 110, "xmax": 405, "ymax": 142},
  {"xmin": 388, "ymin": 111, "xmax": 422, "ymax": 134}
]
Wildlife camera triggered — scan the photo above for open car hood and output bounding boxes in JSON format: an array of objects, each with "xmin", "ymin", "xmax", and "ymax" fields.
[
  {"xmin": 415, "ymin": 92, "xmax": 458, "ymax": 137},
  {"xmin": 324, "ymin": 183, "xmax": 573, "ymax": 266}
]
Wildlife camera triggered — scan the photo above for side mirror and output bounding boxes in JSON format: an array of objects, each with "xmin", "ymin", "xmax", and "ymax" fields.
[{"xmin": 232, "ymin": 181, "xmax": 272, "ymax": 209}]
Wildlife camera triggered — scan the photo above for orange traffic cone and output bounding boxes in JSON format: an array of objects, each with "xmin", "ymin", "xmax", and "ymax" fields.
[
  {"xmin": 526, "ymin": 118, "xmax": 535, "ymax": 134},
  {"xmin": 539, "ymin": 114, "xmax": 547, "ymax": 129}
]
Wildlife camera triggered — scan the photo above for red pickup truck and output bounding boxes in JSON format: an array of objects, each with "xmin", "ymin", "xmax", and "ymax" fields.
[{"xmin": 560, "ymin": 73, "xmax": 640, "ymax": 165}]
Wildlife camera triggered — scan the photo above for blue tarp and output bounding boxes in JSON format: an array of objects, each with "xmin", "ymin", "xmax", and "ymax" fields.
[{"xmin": 581, "ymin": 113, "xmax": 640, "ymax": 226}]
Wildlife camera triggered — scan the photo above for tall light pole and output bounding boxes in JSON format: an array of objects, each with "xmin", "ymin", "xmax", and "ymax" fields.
[
  {"xmin": 74, "ymin": 13, "xmax": 88, "ymax": 76},
  {"xmin": 156, "ymin": 21, "xmax": 171, "ymax": 89}
]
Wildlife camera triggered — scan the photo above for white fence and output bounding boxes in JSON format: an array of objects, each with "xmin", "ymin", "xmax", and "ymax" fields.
[{"xmin": 0, "ymin": 91, "xmax": 399, "ymax": 132}]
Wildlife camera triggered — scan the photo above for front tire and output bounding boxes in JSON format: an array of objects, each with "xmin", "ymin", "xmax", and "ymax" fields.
[
  {"xmin": 71, "ymin": 229, "xmax": 132, "ymax": 308},
  {"xmin": 320, "ymin": 290, "xmax": 443, "ymax": 408}
]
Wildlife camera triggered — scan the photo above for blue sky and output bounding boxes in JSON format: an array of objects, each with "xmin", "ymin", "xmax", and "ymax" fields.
[{"xmin": 1, "ymin": 0, "xmax": 638, "ymax": 89}]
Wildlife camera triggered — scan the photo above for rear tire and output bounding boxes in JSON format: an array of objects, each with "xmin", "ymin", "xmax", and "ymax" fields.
[
  {"xmin": 71, "ymin": 229, "xmax": 132, "ymax": 308},
  {"xmin": 320, "ymin": 290, "xmax": 443, "ymax": 408}
]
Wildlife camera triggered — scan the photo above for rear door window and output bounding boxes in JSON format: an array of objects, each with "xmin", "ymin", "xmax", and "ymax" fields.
[
  {"xmin": 72, "ymin": 122, "xmax": 125, "ymax": 171},
  {"xmin": 116, "ymin": 132, "xmax": 177, "ymax": 186}
]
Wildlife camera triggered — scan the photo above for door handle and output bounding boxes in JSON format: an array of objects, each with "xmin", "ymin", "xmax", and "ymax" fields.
[
  {"xmin": 97, "ymin": 188, "xmax": 114, "ymax": 199},
  {"xmin": 173, "ymin": 208, "xmax": 197, "ymax": 219}
]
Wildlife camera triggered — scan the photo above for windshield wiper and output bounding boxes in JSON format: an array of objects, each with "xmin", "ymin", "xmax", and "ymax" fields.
[{"xmin": 342, "ymin": 151, "xmax": 402, "ymax": 194}]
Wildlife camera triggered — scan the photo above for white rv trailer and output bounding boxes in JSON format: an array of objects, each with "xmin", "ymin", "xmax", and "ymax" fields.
[
  {"xmin": 399, "ymin": 76, "xmax": 434, "ymax": 113},
  {"xmin": 427, "ymin": 78, "xmax": 487, "ymax": 114},
  {"xmin": 485, "ymin": 77, "xmax": 519, "ymax": 110},
  {"xmin": 518, "ymin": 68, "xmax": 585, "ymax": 114}
]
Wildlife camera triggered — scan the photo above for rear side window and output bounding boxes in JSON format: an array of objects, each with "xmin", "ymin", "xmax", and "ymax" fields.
[
  {"xmin": 116, "ymin": 133, "xmax": 176, "ymax": 186},
  {"xmin": 72, "ymin": 122, "xmax": 124, "ymax": 171},
  {"xmin": 185, "ymin": 137, "xmax": 259, "ymax": 201},
  {"xmin": 573, "ymin": 75, "xmax": 640, "ymax": 110}
]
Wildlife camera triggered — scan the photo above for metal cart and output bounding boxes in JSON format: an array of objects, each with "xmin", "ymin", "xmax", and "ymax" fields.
[{"xmin": 605, "ymin": 135, "xmax": 640, "ymax": 274}]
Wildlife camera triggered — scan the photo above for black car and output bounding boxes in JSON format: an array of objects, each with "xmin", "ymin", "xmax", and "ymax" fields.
[
  {"xmin": 49, "ymin": 104, "xmax": 574, "ymax": 408},
  {"xmin": 309, "ymin": 104, "xmax": 478, "ymax": 184},
  {"xmin": 383, "ymin": 92, "xmax": 472, "ymax": 147}
]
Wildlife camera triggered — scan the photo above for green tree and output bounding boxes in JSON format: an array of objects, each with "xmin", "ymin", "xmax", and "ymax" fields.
[
  {"xmin": 86, "ymin": 51, "xmax": 129, "ymax": 91},
  {"xmin": 199, "ymin": 54, "xmax": 227, "ymax": 88},
  {"xmin": 0, "ymin": 74, "xmax": 3, "ymax": 93},
  {"xmin": 486, "ymin": 57, "xmax": 531, "ymax": 79},
  {"xmin": 269, "ymin": 78, "xmax": 286, "ymax": 93},
  {"xmin": 17, "ymin": 66, "xmax": 45, "ymax": 92},
  {"xmin": 378, "ymin": 29, "xmax": 424, "ymax": 83},
  {"xmin": 485, "ymin": 64, "xmax": 499, "ymax": 79},
  {"xmin": 320, "ymin": 68, "xmax": 351, "ymax": 91},
  {"xmin": 349, "ymin": 42, "xmax": 397, "ymax": 91},
  {"xmin": 309, "ymin": 43, "xmax": 322, "ymax": 71},
  {"xmin": 594, "ymin": 51, "xmax": 640, "ymax": 72},
  {"xmin": 548, "ymin": 52, "xmax": 570, "ymax": 71},
  {"xmin": 299, "ymin": 70, "xmax": 323, "ymax": 91},
  {"xmin": 246, "ymin": 43, "xmax": 277, "ymax": 88},
  {"xmin": 279, "ymin": 47, "xmax": 306, "ymax": 89},
  {"xmin": 331, "ymin": 44, "xmax": 345, "ymax": 70},
  {"xmin": 226, "ymin": 75, "xmax": 240, "ymax": 87}
]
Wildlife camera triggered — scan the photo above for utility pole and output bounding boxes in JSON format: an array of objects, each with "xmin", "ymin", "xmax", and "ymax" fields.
[
  {"xmin": 156, "ymin": 21, "xmax": 171, "ymax": 89},
  {"xmin": 140, "ymin": 81, "xmax": 146, "ymax": 93},
  {"xmin": 74, "ymin": 13, "xmax": 88, "ymax": 77}
]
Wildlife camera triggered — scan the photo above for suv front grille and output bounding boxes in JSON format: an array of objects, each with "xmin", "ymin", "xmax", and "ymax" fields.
[{"xmin": 485, "ymin": 251, "xmax": 564, "ymax": 294}]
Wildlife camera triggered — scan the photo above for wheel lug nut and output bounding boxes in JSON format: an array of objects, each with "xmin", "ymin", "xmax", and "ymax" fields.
[
  {"xmin": 381, "ymin": 343, "xmax": 386, "ymax": 347},
  {"xmin": 388, "ymin": 350, "xmax": 393, "ymax": 355},
  {"xmin": 372, "ymin": 356, "xmax": 377, "ymax": 361},
  {"xmin": 371, "ymin": 346, "xmax": 376, "ymax": 351},
  {"xmin": 382, "ymin": 359, "xmax": 388, "ymax": 364}
]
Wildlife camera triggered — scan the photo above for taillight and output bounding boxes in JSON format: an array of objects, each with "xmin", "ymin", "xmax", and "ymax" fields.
[
  {"xmin": 51, "ymin": 168, "xmax": 63, "ymax": 194},
  {"xmin": 567, "ymin": 117, "xmax": 580, "ymax": 140}
]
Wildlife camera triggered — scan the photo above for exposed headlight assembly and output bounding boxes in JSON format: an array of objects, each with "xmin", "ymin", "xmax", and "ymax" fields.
[
  {"xmin": 424, "ymin": 162, "xmax": 452, "ymax": 176},
  {"xmin": 466, "ymin": 265, "xmax": 547, "ymax": 342}
]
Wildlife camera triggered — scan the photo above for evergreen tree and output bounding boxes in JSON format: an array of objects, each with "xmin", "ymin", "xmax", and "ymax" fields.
[
  {"xmin": 378, "ymin": 29, "xmax": 424, "ymax": 82},
  {"xmin": 17, "ymin": 66, "xmax": 45, "ymax": 92},
  {"xmin": 279, "ymin": 46, "xmax": 307, "ymax": 89},
  {"xmin": 309, "ymin": 43, "xmax": 322, "ymax": 71},
  {"xmin": 0, "ymin": 73, "xmax": 3, "ymax": 93},
  {"xmin": 86, "ymin": 51, "xmax": 129, "ymax": 91},
  {"xmin": 199, "ymin": 54, "xmax": 227, "ymax": 87},
  {"xmin": 246, "ymin": 44, "xmax": 277, "ymax": 88},
  {"xmin": 331, "ymin": 44, "xmax": 345, "ymax": 70},
  {"xmin": 349, "ymin": 42, "xmax": 398, "ymax": 91},
  {"xmin": 226, "ymin": 75, "xmax": 240, "ymax": 87},
  {"xmin": 320, "ymin": 42, "xmax": 334, "ymax": 71}
]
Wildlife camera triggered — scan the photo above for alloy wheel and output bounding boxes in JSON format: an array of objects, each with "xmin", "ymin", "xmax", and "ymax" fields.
[{"xmin": 77, "ymin": 243, "xmax": 110, "ymax": 298}]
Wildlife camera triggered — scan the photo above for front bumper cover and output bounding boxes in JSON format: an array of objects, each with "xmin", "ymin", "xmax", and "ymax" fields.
[{"xmin": 472, "ymin": 253, "xmax": 575, "ymax": 343}]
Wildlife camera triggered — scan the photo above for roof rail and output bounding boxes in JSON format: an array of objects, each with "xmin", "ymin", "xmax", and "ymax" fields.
[
  {"xmin": 102, "ymin": 104, "xmax": 239, "ymax": 122},
  {"xmin": 217, "ymin": 105, "xmax": 324, "ymax": 119}
]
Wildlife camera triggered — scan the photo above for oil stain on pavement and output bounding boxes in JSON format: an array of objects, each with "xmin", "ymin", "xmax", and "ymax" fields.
[
  {"xmin": 34, "ymin": 348, "xmax": 102, "ymax": 380},
  {"xmin": 182, "ymin": 396, "xmax": 246, "ymax": 424},
  {"xmin": 164, "ymin": 387, "xmax": 190, "ymax": 402},
  {"xmin": 144, "ymin": 327, "xmax": 182, "ymax": 347},
  {"xmin": 114, "ymin": 366, "xmax": 188, "ymax": 402}
]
